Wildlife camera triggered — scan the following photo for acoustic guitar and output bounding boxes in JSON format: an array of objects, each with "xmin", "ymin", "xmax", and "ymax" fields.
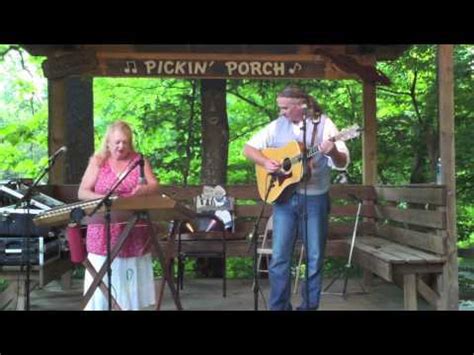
[{"xmin": 255, "ymin": 125, "xmax": 361, "ymax": 203}]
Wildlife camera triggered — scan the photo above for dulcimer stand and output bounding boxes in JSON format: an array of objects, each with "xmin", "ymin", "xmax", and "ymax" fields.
[{"xmin": 79, "ymin": 194, "xmax": 195, "ymax": 311}]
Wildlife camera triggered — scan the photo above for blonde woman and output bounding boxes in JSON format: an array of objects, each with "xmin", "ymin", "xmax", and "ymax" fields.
[{"xmin": 78, "ymin": 120, "xmax": 159, "ymax": 310}]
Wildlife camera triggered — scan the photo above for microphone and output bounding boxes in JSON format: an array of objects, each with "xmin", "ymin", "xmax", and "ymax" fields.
[
  {"xmin": 138, "ymin": 154, "xmax": 147, "ymax": 185},
  {"xmin": 49, "ymin": 146, "xmax": 67, "ymax": 162}
]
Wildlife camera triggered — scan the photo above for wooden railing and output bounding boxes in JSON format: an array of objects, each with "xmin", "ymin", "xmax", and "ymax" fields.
[{"xmin": 39, "ymin": 184, "xmax": 375, "ymax": 258}]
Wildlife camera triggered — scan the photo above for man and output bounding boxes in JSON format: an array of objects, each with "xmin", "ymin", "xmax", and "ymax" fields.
[{"xmin": 243, "ymin": 85, "xmax": 350, "ymax": 310}]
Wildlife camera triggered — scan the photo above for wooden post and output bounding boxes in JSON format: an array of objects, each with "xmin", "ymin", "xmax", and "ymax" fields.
[
  {"xmin": 48, "ymin": 76, "xmax": 94, "ymax": 184},
  {"xmin": 404, "ymin": 274, "xmax": 418, "ymax": 310},
  {"xmin": 198, "ymin": 79, "xmax": 229, "ymax": 277},
  {"xmin": 437, "ymin": 45, "xmax": 458, "ymax": 310},
  {"xmin": 200, "ymin": 79, "xmax": 228, "ymax": 185},
  {"xmin": 362, "ymin": 81, "xmax": 377, "ymax": 287},
  {"xmin": 48, "ymin": 79, "xmax": 66, "ymax": 184},
  {"xmin": 362, "ymin": 81, "xmax": 377, "ymax": 185}
]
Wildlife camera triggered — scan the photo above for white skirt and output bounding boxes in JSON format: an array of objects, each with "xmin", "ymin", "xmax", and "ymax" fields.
[{"xmin": 83, "ymin": 253, "xmax": 156, "ymax": 311}]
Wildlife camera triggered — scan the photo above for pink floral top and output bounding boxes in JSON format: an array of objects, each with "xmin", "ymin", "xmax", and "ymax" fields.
[{"xmin": 86, "ymin": 153, "xmax": 151, "ymax": 258}]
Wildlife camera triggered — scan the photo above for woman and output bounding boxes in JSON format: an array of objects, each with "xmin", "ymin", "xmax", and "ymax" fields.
[{"xmin": 78, "ymin": 120, "xmax": 159, "ymax": 310}]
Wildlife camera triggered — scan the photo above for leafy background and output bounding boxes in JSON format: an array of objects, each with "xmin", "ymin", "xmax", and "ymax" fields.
[{"xmin": 0, "ymin": 45, "xmax": 473, "ymax": 286}]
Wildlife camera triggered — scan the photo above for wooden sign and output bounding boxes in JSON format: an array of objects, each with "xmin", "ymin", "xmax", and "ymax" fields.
[
  {"xmin": 41, "ymin": 51, "xmax": 378, "ymax": 82},
  {"xmin": 102, "ymin": 58, "xmax": 327, "ymax": 79}
]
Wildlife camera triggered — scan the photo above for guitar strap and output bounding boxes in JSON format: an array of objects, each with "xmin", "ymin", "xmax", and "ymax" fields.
[
  {"xmin": 310, "ymin": 118, "xmax": 319, "ymax": 146},
  {"xmin": 301, "ymin": 118, "xmax": 320, "ymax": 182}
]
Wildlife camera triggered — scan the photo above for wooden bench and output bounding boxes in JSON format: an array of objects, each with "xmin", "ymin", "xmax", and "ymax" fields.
[
  {"xmin": 349, "ymin": 185, "xmax": 448, "ymax": 310},
  {"xmin": 158, "ymin": 184, "xmax": 376, "ymax": 260}
]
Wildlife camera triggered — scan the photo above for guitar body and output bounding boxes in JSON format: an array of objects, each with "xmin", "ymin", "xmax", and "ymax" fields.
[
  {"xmin": 254, "ymin": 124, "xmax": 361, "ymax": 204},
  {"xmin": 256, "ymin": 141, "xmax": 304, "ymax": 204}
]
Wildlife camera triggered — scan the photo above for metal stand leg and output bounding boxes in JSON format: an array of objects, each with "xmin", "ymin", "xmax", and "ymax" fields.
[
  {"xmin": 323, "ymin": 199, "xmax": 367, "ymax": 297},
  {"xmin": 293, "ymin": 244, "xmax": 305, "ymax": 294}
]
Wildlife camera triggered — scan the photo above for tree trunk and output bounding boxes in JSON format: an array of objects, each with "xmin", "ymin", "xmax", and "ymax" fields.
[
  {"xmin": 200, "ymin": 79, "xmax": 229, "ymax": 184},
  {"xmin": 196, "ymin": 79, "xmax": 229, "ymax": 277}
]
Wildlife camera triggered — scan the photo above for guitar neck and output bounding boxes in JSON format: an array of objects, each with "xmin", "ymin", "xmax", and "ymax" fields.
[
  {"xmin": 288, "ymin": 125, "xmax": 360, "ymax": 165},
  {"xmin": 290, "ymin": 145, "xmax": 319, "ymax": 164}
]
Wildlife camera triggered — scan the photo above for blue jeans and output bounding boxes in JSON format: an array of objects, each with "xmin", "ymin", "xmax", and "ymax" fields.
[{"xmin": 269, "ymin": 192, "xmax": 330, "ymax": 310}]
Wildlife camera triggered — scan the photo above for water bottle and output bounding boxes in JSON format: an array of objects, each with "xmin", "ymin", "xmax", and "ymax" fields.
[
  {"xmin": 66, "ymin": 223, "xmax": 86, "ymax": 264},
  {"xmin": 436, "ymin": 158, "xmax": 443, "ymax": 184}
]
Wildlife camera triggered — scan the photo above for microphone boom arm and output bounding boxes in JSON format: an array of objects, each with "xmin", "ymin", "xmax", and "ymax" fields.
[
  {"xmin": 14, "ymin": 146, "xmax": 66, "ymax": 209},
  {"xmin": 88, "ymin": 156, "xmax": 142, "ymax": 217}
]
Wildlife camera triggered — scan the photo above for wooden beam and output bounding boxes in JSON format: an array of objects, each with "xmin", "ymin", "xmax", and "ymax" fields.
[
  {"xmin": 43, "ymin": 51, "xmax": 98, "ymax": 80},
  {"xmin": 361, "ymin": 81, "xmax": 379, "ymax": 285},
  {"xmin": 362, "ymin": 81, "xmax": 377, "ymax": 185},
  {"xmin": 375, "ymin": 205, "xmax": 446, "ymax": 229},
  {"xmin": 392, "ymin": 273, "xmax": 440, "ymax": 309},
  {"xmin": 156, "ymin": 239, "xmax": 348, "ymax": 258},
  {"xmin": 437, "ymin": 45, "xmax": 458, "ymax": 309},
  {"xmin": 417, "ymin": 276, "xmax": 441, "ymax": 309},
  {"xmin": 330, "ymin": 204, "xmax": 375, "ymax": 218},
  {"xmin": 47, "ymin": 77, "xmax": 94, "ymax": 184},
  {"xmin": 316, "ymin": 49, "xmax": 391, "ymax": 85},
  {"xmin": 375, "ymin": 186, "xmax": 446, "ymax": 206},
  {"xmin": 351, "ymin": 247, "xmax": 392, "ymax": 282},
  {"xmin": 158, "ymin": 184, "xmax": 377, "ymax": 201},
  {"xmin": 201, "ymin": 79, "xmax": 228, "ymax": 184},
  {"xmin": 393, "ymin": 263, "xmax": 444, "ymax": 275},
  {"xmin": 376, "ymin": 223, "xmax": 447, "ymax": 255},
  {"xmin": 48, "ymin": 79, "xmax": 66, "ymax": 184},
  {"xmin": 403, "ymin": 274, "xmax": 418, "ymax": 310}
]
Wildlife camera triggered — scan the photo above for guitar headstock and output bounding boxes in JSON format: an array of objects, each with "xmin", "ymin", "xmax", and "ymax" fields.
[{"xmin": 334, "ymin": 124, "xmax": 362, "ymax": 142}]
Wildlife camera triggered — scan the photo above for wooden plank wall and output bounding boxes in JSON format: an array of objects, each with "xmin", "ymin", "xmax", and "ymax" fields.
[{"xmin": 374, "ymin": 185, "xmax": 447, "ymax": 255}]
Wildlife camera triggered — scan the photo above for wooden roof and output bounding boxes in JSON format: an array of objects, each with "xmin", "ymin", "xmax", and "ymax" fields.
[{"xmin": 22, "ymin": 45, "xmax": 411, "ymax": 84}]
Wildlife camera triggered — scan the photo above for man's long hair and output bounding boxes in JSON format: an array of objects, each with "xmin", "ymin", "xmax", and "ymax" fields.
[{"xmin": 277, "ymin": 85, "xmax": 323, "ymax": 121}]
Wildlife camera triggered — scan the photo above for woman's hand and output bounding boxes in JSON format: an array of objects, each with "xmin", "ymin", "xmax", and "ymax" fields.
[{"xmin": 130, "ymin": 184, "xmax": 149, "ymax": 196}]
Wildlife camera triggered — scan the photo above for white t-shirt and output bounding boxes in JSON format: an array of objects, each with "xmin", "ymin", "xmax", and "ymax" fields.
[{"xmin": 246, "ymin": 114, "xmax": 350, "ymax": 195}]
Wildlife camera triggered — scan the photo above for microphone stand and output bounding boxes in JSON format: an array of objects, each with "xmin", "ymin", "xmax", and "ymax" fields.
[
  {"xmin": 14, "ymin": 149, "xmax": 64, "ymax": 310},
  {"xmin": 87, "ymin": 156, "xmax": 142, "ymax": 311},
  {"xmin": 300, "ymin": 108, "xmax": 310, "ymax": 310},
  {"xmin": 14, "ymin": 152, "xmax": 62, "ymax": 209},
  {"xmin": 249, "ymin": 174, "xmax": 275, "ymax": 311}
]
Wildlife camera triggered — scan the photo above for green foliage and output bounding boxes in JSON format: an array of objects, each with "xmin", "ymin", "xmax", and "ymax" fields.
[
  {"xmin": 376, "ymin": 45, "xmax": 438, "ymax": 184},
  {"xmin": 457, "ymin": 206, "xmax": 474, "ymax": 248},
  {"xmin": 0, "ymin": 44, "xmax": 473, "ymax": 257},
  {"xmin": 0, "ymin": 46, "xmax": 48, "ymax": 181},
  {"xmin": 93, "ymin": 78, "xmax": 202, "ymax": 185},
  {"xmin": 226, "ymin": 257, "xmax": 253, "ymax": 278}
]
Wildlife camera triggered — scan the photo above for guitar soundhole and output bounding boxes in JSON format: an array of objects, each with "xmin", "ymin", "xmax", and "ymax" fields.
[{"xmin": 282, "ymin": 158, "xmax": 292, "ymax": 172}]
